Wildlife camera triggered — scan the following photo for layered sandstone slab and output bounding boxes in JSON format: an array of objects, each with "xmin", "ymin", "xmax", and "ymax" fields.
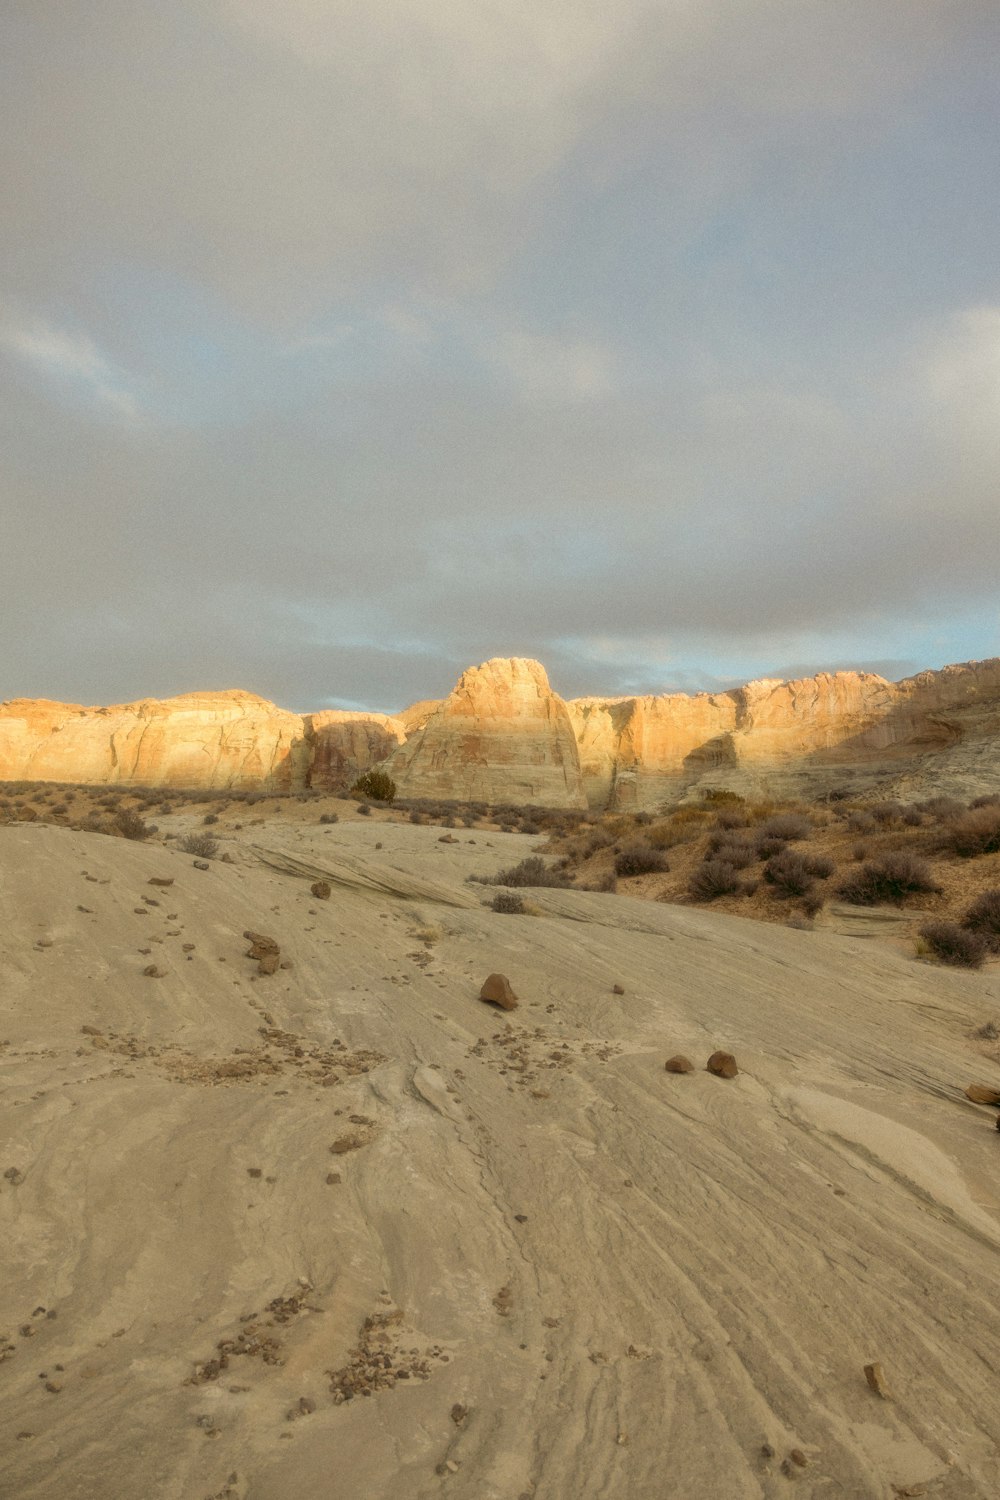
[
  {"xmin": 383, "ymin": 657, "xmax": 587, "ymax": 808},
  {"xmin": 0, "ymin": 691, "xmax": 309, "ymax": 790}
]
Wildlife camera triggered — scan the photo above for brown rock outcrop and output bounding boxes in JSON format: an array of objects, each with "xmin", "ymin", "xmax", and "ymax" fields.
[
  {"xmin": 383, "ymin": 658, "xmax": 586, "ymax": 808},
  {"xmin": 479, "ymin": 974, "xmax": 519, "ymax": 1010},
  {"xmin": 305, "ymin": 711, "xmax": 406, "ymax": 791}
]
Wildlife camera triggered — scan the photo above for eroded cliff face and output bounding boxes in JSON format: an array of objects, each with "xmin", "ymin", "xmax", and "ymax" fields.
[
  {"xmin": 566, "ymin": 658, "xmax": 1000, "ymax": 807},
  {"xmin": 305, "ymin": 711, "xmax": 406, "ymax": 791},
  {"xmin": 2, "ymin": 656, "xmax": 998, "ymax": 805},
  {"xmin": 0, "ymin": 694, "xmax": 402, "ymax": 793},
  {"xmin": 0, "ymin": 692, "xmax": 309, "ymax": 790},
  {"xmin": 382, "ymin": 657, "xmax": 587, "ymax": 808}
]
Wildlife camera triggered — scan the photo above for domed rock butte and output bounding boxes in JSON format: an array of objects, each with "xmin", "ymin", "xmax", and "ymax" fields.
[{"xmin": 2, "ymin": 655, "xmax": 999, "ymax": 808}]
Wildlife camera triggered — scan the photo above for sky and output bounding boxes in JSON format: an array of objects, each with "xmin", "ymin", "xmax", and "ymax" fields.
[{"xmin": 2, "ymin": 1, "xmax": 999, "ymax": 713}]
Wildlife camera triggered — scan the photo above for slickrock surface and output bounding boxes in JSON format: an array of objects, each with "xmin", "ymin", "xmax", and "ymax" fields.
[
  {"xmin": 383, "ymin": 658, "xmax": 588, "ymax": 808},
  {"xmin": 3, "ymin": 817, "xmax": 1000, "ymax": 1498}
]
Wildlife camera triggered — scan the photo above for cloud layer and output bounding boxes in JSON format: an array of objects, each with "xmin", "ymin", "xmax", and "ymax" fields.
[{"xmin": 2, "ymin": 2, "xmax": 999, "ymax": 710}]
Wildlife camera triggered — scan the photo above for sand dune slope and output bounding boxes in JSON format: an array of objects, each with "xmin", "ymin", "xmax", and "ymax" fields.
[{"xmin": 3, "ymin": 822, "xmax": 1000, "ymax": 1500}]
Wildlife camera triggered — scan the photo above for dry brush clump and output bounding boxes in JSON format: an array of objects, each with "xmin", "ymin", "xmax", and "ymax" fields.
[
  {"xmin": 614, "ymin": 842, "xmax": 668, "ymax": 877},
  {"xmin": 180, "ymin": 832, "xmax": 219, "ymax": 859},
  {"xmin": 688, "ymin": 859, "xmax": 752, "ymax": 901},
  {"xmin": 477, "ymin": 855, "xmax": 573, "ymax": 890},
  {"xmin": 918, "ymin": 921, "xmax": 987, "ymax": 969},
  {"xmin": 836, "ymin": 851, "xmax": 941, "ymax": 906},
  {"xmin": 962, "ymin": 889, "xmax": 1000, "ymax": 951},
  {"xmin": 940, "ymin": 805, "xmax": 1000, "ymax": 858},
  {"xmin": 763, "ymin": 849, "xmax": 835, "ymax": 898}
]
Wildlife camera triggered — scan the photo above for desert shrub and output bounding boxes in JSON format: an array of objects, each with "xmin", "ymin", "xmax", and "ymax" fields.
[
  {"xmin": 491, "ymin": 890, "xmax": 526, "ymax": 914},
  {"xmin": 489, "ymin": 856, "xmax": 572, "ymax": 889},
  {"xmin": 870, "ymin": 801, "xmax": 903, "ymax": 825},
  {"xmin": 704, "ymin": 835, "xmax": 756, "ymax": 870},
  {"xmin": 319, "ymin": 812, "xmax": 339, "ymax": 824},
  {"xmin": 614, "ymin": 843, "xmax": 668, "ymax": 877},
  {"xmin": 633, "ymin": 810, "xmax": 653, "ymax": 825},
  {"xmin": 760, "ymin": 813, "xmax": 811, "ymax": 841},
  {"xmin": 589, "ymin": 870, "xmax": 618, "ymax": 893},
  {"xmin": 754, "ymin": 835, "xmax": 788, "ymax": 861},
  {"xmin": 900, "ymin": 806, "xmax": 923, "ymax": 827},
  {"xmin": 846, "ymin": 811, "xmax": 875, "ymax": 834},
  {"xmin": 962, "ymin": 889, "xmax": 1000, "ymax": 951},
  {"xmin": 941, "ymin": 806, "xmax": 1000, "ymax": 858},
  {"xmin": 114, "ymin": 808, "xmax": 155, "ymax": 841},
  {"xmin": 203, "ymin": 812, "xmax": 219, "ymax": 825},
  {"xmin": 51, "ymin": 802, "xmax": 68, "ymax": 815},
  {"xmin": 836, "ymin": 852, "xmax": 940, "ymax": 906},
  {"xmin": 520, "ymin": 820, "xmax": 541, "ymax": 836},
  {"xmin": 918, "ymin": 920, "xmax": 986, "ymax": 968},
  {"xmin": 584, "ymin": 828, "xmax": 617, "ymax": 854},
  {"xmin": 700, "ymin": 788, "xmax": 745, "ymax": 805},
  {"xmin": 180, "ymin": 832, "xmax": 218, "ymax": 858},
  {"xmin": 801, "ymin": 890, "xmax": 825, "ymax": 918},
  {"xmin": 688, "ymin": 859, "xmax": 747, "ymax": 900},
  {"xmin": 356, "ymin": 803, "xmax": 372, "ymax": 816},
  {"xmin": 409, "ymin": 810, "xmax": 424, "ymax": 824},
  {"xmin": 917, "ymin": 796, "xmax": 965, "ymax": 820},
  {"xmin": 852, "ymin": 843, "xmax": 868, "ymax": 861},
  {"xmin": 670, "ymin": 806, "xmax": 711, "ymax": 825},
  {"xmin": 764, "ymin": 850, "xmax": 835, "ymax": 896},
  {"xmin": 350, "ymin": 770, "xmax": 397, "ymax": 803},
  {"xmin": 971, "ymin": 794, "xmax": 1000, "ymax": 809},
  {"xmin": 714, "ymin": 806, "xmax": 750, "ymax": 830}
]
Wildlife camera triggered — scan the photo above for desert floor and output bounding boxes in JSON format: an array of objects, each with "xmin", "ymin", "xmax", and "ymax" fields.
[{"xmin": 3, "ymin": 814, "xmax": 1000, "ymax": 1500}]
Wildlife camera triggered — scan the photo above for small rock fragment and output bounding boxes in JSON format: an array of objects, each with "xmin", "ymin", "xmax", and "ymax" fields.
[
  {"xmin": 789, "ymin": 1449, "xmax": 808, "ymax": 1467},
  {"xmin": 664, "ymin": 1055, "xmax": 695, "ymax": 1074},
  {"xmin": 193, "ymin": 859, "xmax": 210, "ymax": 870},
  {"xmin": 325, "ymin": 1172, "xmax": 342, "ymax": 1185},
  {"xmin": 450, "ymin": 1403, "xmax": 468, "ymax": 1425},
  {"xmin": 965, "ymin": 1083, "xmax": 1000, "ymax": 1106},
  {"xmin": 707, "ymin": 1050, "xmax": 738, "ymax": 1078},
  {"xmin": 612, "ymin": 984, "xmax": 625, "ymax": 995},
  {"xmin": 148, "ymin": 877, "xmax": 174, "ymax": 887},
  {"xmin": 5, "ymin": 1166, "xmax": 25, "ymax": 1186},
  {"xmin": 310, "ymin": 881, "xmax": 331, "ymax": 900},
  {"xmin": 480, "ymin": 974, "xmax": 519, "ymax": 1011},
  {"xmin": 258, "ymin": 952, "xmax": 280, "ymax": 976},
  {"xmin": 864, "ymin": 1361, "xmax": 892, "ymax": 1398},
  {"xmin": 142, "ymin": 965, "xmax": 165, "ymax": 978}
]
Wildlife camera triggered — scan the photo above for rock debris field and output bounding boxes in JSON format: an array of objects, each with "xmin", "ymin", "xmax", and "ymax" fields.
[{"xmin": 3, "ymin": 817, "xmax": 1000, "ymax": 1499}]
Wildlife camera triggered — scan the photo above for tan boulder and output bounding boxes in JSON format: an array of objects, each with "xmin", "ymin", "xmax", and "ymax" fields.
[
  {"xmin": 664, "ymin": 1055, "xmax": 695, "ymax": 1074},
  {"xmin": 965, "ymin": 1083, "xmax": 1000, "ymax": 1106},
  {"xmin": 479, "ymin": 974, "xmax": 519, "ymax": 1010}
]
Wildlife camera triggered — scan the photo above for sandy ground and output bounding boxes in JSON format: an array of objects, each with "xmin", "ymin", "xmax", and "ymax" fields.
[{"xmin": 3, "ymin": 817, "xmax": 1000, "ymax": 1500}]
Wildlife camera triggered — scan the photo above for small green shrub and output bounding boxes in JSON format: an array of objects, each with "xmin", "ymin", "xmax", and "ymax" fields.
[{"xmin": 350, "ymin": 770, "xmax": 397, "ymax": 803}]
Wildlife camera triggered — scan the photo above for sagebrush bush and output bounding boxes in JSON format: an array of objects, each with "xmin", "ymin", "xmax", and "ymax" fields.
[
  {"xmin": 356, "ymin": 803, "xmax": 372, "ymax": 816},
  {"xmin": 963, "ymin": 889, "xmax": 1000, "ymax": 951},
  {"xmin": 319, "ymin": 812, "xmax": 339, "ymax": 824},
  {"xmin": 350, "ymin": 770, "xmax": 397, "ymax": 803},
  {"xmin": 764, "ymin": 850, "xmax": 835, "ymax": 897},
  {"xmin": 488, "ymin": 856, "xmax": 572, "ymax": 889},
  {"xmin": 714, "ymin": 806, "xmax": 750, "ymax": 830},
  {"xmin": 941, "ymin": 806, "xmax": 1000, "ymax": 858},
  {"xmin": 180, "ymin": 832, "xmax": 218, "ymax": 858},
  {"xmin": 688, "ymin": 859, "xmax": 747, "ymax": 900},
  {"xmin": 918, "ymin": 920, "xmax": 987, "ymax": 968},
  {"xmin": 754, "ymin": 835, "xmax": 788, "ymax": 861},
  {"xmin": 490, "ymin": 890, "xmax": 526, "ymax": 914},
  {"xmin": 836, "ymin": 852, "xmax": 940, "ymax": 906},
  {"xmin": 114, "ymin": 808, "xmax": 155, "ymax": 841},
  {"xmin": 708, "ymin": 836, "xmax": 757, "ymax": 870},
  {"xmin": 759, "ymin": 813, "xmax": 811, "ymax": 841},
  {"xmin": 614, "ymin": 843, "xmax": 668, "ymax": 877}
]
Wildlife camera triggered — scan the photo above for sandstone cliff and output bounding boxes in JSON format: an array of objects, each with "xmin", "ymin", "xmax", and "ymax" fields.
[
  {"xmin": 382, "ymin": 658, "xmax": 587, "ymax": 808},
  {"xmin": 2, "ymin": 655, "xmax": 998, "ymax": 806}
]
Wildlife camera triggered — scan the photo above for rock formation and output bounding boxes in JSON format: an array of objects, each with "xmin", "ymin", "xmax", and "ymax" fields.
[
  {"xmin": 381, "ymin": 658, "xmax": 587, "ymax": 808},
  {"xmin": 2, "ymin": 655, "xmax": 998, "ymax": 807}
]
